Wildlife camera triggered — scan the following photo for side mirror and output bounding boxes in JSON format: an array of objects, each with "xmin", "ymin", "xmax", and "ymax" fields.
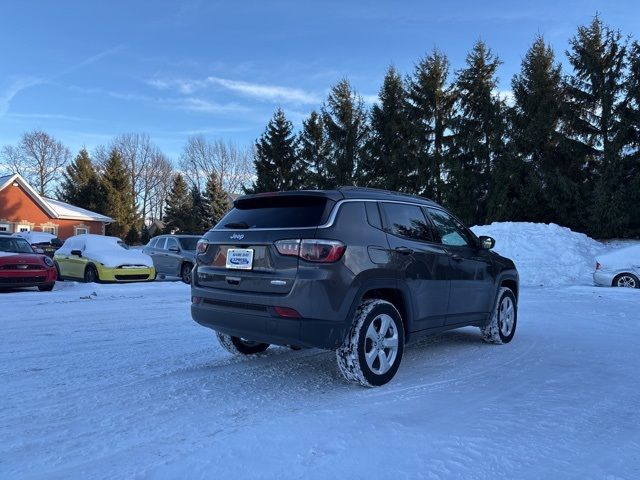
[
  {"xmin": 70, "ymin": 249, "xmax": 82, "ymax": 257},
  {"xmin": 479, "ymin": 236, "xmax": 495, "ymax": 250}
]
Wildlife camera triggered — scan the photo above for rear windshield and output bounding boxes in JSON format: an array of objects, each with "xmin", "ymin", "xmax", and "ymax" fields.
[{"xmin": 219, "ymin": 196, "xmax": 333, "ymax": 229}]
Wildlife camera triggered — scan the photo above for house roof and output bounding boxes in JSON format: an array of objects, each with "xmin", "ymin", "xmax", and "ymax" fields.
[{"xmin": 0, "ymin": 173, "xmax": 113, "ymax": 223}]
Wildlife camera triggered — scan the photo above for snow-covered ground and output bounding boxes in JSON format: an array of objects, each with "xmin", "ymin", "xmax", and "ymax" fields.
[{"xmin": 1, "ymin": 281, "xmax": 639, "ymax": 479}]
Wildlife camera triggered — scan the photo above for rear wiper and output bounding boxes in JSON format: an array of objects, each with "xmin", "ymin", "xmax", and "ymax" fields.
[{"xmin": 224, "ymin": 221, "xmax": 250, "ymax": 229}]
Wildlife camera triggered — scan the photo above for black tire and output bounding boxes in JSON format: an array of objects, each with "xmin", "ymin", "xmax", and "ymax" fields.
[
  {"xmin": 215, "ymin": 331, "xmax": 270, "ymax": 355},
  {"xmin": 336, "ymin": 299, "xmax": 405, "ymax": 387},
  {"xmin": 84, "ymin": 265, "xmax": 99, "ymax": 283},
  {"xmin": 181, "ymin": 263, "xmax": 193, "ymax": 284},
  {"xmin": 38, "ymin": 284, "xmax": 54, "ymax": 292},
  {"xmin": 481, "ymin": 287, "xmax": 517, "ymax": 344},
  {"xmin": 53, "ymin": 262, "xmax": 61, "ymax": 281},
  {"xmin": 612, "ymin": 273, "xmax": 639, "ymax": 289}
]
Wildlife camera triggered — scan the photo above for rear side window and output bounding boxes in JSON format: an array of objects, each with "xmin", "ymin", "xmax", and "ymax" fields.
[
  {"xmin": 219, "ymin": 196, "xmax": 334, "ymax": 229},
  {"xmin": 155, "ymin": 238, "xmax": 166, "ymax": 250},
  {"xmin": 380, "ymin": 203, "xmax": 433, "ymax": 242},
  {"xmin": 425, "ymin": 207, "xmax": 474, "ymax": 247}
]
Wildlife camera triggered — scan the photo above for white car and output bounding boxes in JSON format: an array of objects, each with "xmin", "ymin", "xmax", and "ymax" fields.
[{"xmin": 593, "ymin": 245, "xmax": 640, "ymax": 288}]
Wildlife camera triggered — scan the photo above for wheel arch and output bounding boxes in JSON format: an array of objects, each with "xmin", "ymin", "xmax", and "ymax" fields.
[{"xmin": 346, "ymin": 279, "xmax": 414, "ymax": 341}]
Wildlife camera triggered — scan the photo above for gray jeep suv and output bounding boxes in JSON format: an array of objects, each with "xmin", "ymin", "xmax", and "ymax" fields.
[{"xmin": 191, "ymin": 187, "xmax": 519, "ymax": 387}]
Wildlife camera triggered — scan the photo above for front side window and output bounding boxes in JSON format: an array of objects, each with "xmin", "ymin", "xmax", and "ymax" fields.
[
  {"xmin": 425, "ymin": 208, "xmax": 473, "ymax": 247},
  {"xmin": 380, "ymin": 203, "xmax": 433, "ymax": 242}
]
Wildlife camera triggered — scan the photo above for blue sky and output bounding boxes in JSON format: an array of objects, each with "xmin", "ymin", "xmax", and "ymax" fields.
[{"xmin": 1, "ymin": 0, "xmax": 638, "ymax": 161}]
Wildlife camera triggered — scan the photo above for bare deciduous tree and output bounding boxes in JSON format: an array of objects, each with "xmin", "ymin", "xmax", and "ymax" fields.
[
  {"xmin": 1, "ymin": 130, "xmax": 70, "ymax": 196},
  {"xmin": 179, "ymin": 136, "xmax": 253, "ymax": 194}
]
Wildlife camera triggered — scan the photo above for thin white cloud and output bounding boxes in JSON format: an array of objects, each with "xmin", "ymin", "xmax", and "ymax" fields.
[
  {"xmin": 206, "ymin": 76, "xmax": 320, "ymax": 104},
  {"xmin": 0, "ymin": 77, "xmax": 43, "ymax": 117},
  {"xmin": 1, "ymin": 46, "xmax": 123, "ymax": 119},
  {"xmin": 147, "ymin": 75, "xmax": 320, "ymax": 104},
  {"xmin": 361, "ymin": 94, "xmax": 379, "ymax": 105},
  {"xmin": 496, "ymin": 89, "xmax": 515, "ymax": 106}
]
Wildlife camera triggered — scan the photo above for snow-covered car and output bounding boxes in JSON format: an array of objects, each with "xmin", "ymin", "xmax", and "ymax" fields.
[
  {"xmin": 593, "ymin": 244, "xmax": 640, "ymax": 288},
  {"xmin": 0, "ymin": 235, "xmax": 57, "ymax": 291},
  {"xmin": 16, "ymin": 231, "xmax": 63, "ymax": 257},
  {"xmin": 54, "ymin": 234, "xmax": 156, "ymax": 283}
]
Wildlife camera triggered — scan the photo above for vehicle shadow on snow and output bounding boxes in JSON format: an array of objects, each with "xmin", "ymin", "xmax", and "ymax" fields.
[{"xmin": 172, "ymin": 328, "xmax": 494, "ymax": 399}]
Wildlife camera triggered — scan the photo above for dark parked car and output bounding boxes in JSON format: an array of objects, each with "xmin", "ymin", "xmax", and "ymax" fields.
[
  {"xmin": 143, "ymin": 234, "xmax": 200, "ymax": 283},
  {"xmin": 17, "ymin": 232, "xmax": 63, "ymax": 257},
  {"xmin": 191, "ymin": 188, "xmax": 519, "ymax": 387}
]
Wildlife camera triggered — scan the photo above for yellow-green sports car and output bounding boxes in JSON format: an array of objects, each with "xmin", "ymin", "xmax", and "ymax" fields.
[{"xmin": 54, "ymin": 234, "xmax": 156, "ymax": 283}]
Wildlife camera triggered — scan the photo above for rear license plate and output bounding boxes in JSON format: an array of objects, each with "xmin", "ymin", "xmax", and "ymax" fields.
[{"xmin": 226, "ymin": 248, "xmax": 254, "ymax": 270}]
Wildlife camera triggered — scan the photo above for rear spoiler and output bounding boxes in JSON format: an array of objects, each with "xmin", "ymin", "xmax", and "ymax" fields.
[{"xmin": 234, "ymin": 190, "xmax": 344, "ymax": 208}]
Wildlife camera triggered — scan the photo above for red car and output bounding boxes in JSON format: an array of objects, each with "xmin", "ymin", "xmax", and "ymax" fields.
[{"xmin": 0, "ymin": 235, "xmax": 57, "ymax": 291}]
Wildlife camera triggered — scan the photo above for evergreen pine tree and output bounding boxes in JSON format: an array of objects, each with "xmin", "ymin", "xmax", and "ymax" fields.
[
  {"xmin": 364, "ymin": 66, "xmax": 418, "ymax": 192},
  {"xmin": 619, "ymin": 41, "xmax": 640, "ymax": 235},
  {"xmin": 188, "ymin": 186, "xmax": 209, "ymax": 234},
  {"xmin": 246, "ymin": 109, "xmax": 302, "ymax": 193},
  {"xmin": 140, "ymin": 224, "xmax": 151, "ymax": 245},
  {"xmin": 298, "ymin": 111, "xmax": 330, "ymax": 189},
  {"xmin": 125, "ymin": 225, "xmax": 140, "ymax": 245},
  {"xmin": 408, "ymin": 49, "xmax": 456, "ymax": 201},
  {"xmin": 489, "ymin": 36, "xmax": 576, "ymax": 223},
  {"xmin": 100, "ymin": 149, "xmax": 137, "ymax": 238},
  {"xmin": 447, "ymin": 41, "xmax": 505, "ymax": 225},
  {"xmin": 322, "ymin": 79, "xmax": 369, "ymax": 187},
  {"xmin": 163, "ymin": 174, "xmax": 193, "ymax": 233},
  {"xmin": 565, "ymin": 15, "xmax": 628, "ymax": 237},
  {"xmin": 204, "ymin": 172, "xmax": 230, "ymax": 228},
  {"xmin": 57, "ymin": 148, "xmax": 102, "ymax": 211}
]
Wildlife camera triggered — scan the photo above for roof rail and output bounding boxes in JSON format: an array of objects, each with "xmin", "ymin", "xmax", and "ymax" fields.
[{"xmin": 338, "ymin": 185, "xmax": 433, "ymax": 202}]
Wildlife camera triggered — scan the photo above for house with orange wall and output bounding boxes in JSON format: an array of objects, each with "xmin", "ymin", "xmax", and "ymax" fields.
[{"xmin": 0, "ymin": 173, "xmax": 113, "ymax": 240}]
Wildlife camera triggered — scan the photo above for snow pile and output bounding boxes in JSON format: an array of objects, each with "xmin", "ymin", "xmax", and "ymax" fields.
[{"xmin": 471, "ymin": 222, "xmax": 603, "ymax": 287}]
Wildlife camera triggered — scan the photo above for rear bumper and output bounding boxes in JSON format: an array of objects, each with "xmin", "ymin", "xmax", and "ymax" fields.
[
  {"xmin": 593, "ymin": 271, "xmax": 614, "ymax": 287},
  {"xmin": 190, "ymin": 285, "xmax": 348, "ymax": 349}
]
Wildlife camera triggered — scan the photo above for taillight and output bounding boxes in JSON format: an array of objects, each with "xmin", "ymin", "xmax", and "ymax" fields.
[
  {"xmin": 595, "ymin": 262, "xmax": 601, "ymax": 271},
  {"xmin": 273, "ymin": 306, "xmax": 301, "ymax": 318},
  {"xmin": 274, "ymin": 239, "xmax": 346, "ymax": 263},
  {"xmin": 196, "ymin": 239, "xmax": 209, "ymax": 254}
]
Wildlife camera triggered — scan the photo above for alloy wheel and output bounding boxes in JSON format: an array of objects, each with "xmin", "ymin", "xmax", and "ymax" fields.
[
  {"xmin": 364, "ymin": 313, "xmax": 399, "ymax": 375},
  {"xmin": 616, "ymin": 275, "xmax": 637, "ymax": 288},
  {"xmin": 499, "ymin": 296, "xmax": 515, "ymax": 337}
]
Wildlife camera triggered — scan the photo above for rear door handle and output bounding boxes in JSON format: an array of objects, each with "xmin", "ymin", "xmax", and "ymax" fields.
[
  {"xmin": 395, "ymin": 247, "xmax": 414, "ymax": 255},
  {"xmin": 450, "ymin": 254, "xmax": 463, "ymax": 262}
]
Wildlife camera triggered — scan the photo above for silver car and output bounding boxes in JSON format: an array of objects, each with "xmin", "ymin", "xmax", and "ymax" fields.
[
  {"xmin": 593, "ymin": 244, "xmax": 640, "ymax": 288},
  {"xmin": 143, "ymin": 235, "xmax": 201, "ymax": 283}
]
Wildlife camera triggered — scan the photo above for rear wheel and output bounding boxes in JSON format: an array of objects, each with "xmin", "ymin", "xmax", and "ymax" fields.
[
  {"xmin": 215, "ymin": 331, "xmax": 270, "ymax": 355},
  {"xmin": 336, "ymin": 299, "xmax": 405, "ymax": 387},
  {"xmin": 613, "ymin": 273, "xmax": 639, "ymax": 289},
  {"xmin": 181, "ymin": 263, "xmax": 193, "ymax": 284},
  {"xmin": 481, "ymin": 287, "xmax": 517, "ymax": 344},
  {"xmin": 84, "ymin": 265, "xmax": 98, "ymax": 283}
]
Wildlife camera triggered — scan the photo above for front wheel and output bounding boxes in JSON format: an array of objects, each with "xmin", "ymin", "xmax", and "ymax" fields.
[
  {"xmin": 613, "ymin": 273, "xmax": 639, "ymax": 289},
  {"xmin": 181, "ymin": 263, "xmax": 193, "ymax": 284},
  {"xmin": 336, "ymin": 299, "xmax": 405, "ymax": 387},
  {"xmin": 481, "ymin": 287, "xmax": 517, "ymax": 344},
  {"xmin": 215, "ymin": 331, "xmax": 270, "ymax": 355},
  {"xmin": 84, "ymin": 265, "xmax": 98, "ymax": 283}
]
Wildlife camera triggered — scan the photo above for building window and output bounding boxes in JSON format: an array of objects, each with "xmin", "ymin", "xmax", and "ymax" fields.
[
  {"xmin": 0, "ymin": 223, "xmax": 10, "ymax": 232},
  {"xmin": 16, "ymin": 224, "xmax": 31, "ymax": 233},
  {"xmin": 75, "ymin": 227, "xmax": 88, "ymax": 235},
  {"xmin": 41, "ymin": 225, "xmax": 58, "ymax": 235}
]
